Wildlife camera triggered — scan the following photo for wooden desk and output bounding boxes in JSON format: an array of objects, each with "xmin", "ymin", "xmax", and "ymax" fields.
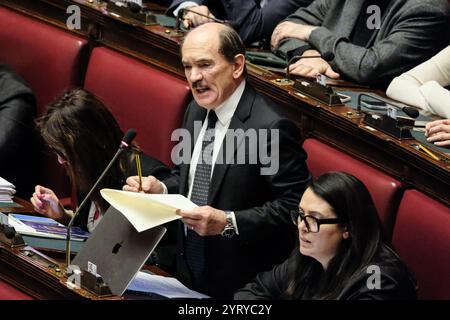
[
  {"xmin": 1, "ymin": 0, "xmax": 449, "ymax": 206},
  {"xmin": 0, "ymin": 197, "xmax": 37, "ymax": 214},
  {"xmin": 0, "ymin": 199, "xmax": 167, "ymax": 300}
]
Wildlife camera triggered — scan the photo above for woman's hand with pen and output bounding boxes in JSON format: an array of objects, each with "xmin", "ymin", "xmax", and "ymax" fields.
[
  {"xmin": 30, "ymin": 185, "xmax": 67, "ymax": 222},
  {"xmin": 123, "ymin": 175, "xmax": 165, "ymax": 194}
]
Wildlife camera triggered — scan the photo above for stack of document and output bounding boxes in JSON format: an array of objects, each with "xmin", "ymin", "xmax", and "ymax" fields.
[
  {"xmin": 0, "ymin": 176, "xmax": 16, "ymax": 203},
  {"xmin": 8, "ymin": 214, "xmax": 90, "ymax": 241}
]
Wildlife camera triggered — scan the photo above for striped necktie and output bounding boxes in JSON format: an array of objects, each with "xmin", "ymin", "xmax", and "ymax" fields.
[{"xmin": 185, "ymin": 110, "xmax": 218, "ymax": 279}]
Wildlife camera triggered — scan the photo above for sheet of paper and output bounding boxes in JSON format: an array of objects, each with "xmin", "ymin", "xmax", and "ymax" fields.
[
  {"xmin": 128, "ymin": 271, "xmax": 209, "ymax": 299},
  {"xmin": 0, "ymin": 176, "xmax": 14, "ymax": 188},
  {"xmin": 100, "ymin": 189, "xmax": 197, "ymax": 232},
  {"xmin": 128, "ymin": 0, "xmax": 142, "ymax": 5}
]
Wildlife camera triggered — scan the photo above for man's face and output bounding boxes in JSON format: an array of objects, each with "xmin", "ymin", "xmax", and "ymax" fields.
[{"xmin": 181, "ymin": 27, "xmax": 240, "ymax": 109}]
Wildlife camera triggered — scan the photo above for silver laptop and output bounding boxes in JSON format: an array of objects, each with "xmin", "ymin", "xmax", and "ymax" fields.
[{"xmin": 71, "ymin": 206, "xmax": 166, "ymax": 296}]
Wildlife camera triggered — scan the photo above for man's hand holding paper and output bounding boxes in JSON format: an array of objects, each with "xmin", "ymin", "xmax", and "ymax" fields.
[
  {"xmin": 177, "ymin": 206, "xmax": 227, "ymax": 236},
  {"xmin": 101, "ymin": 189, "xmax": 197, "ymax": 232}
]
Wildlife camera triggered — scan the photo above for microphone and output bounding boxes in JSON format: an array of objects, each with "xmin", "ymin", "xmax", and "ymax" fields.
[
  {"xmin": 357, "ymin": 93, "xmax": 420, "ymax": 119},
  {"xmin": 286, "ymin": 52, "xmax": 335, "ymax": 80},
  {"xmin": 65, "ymin": 128, "xmax": 137, "ymax": 272},
  {"xmin": 176, "ymin": 7, "xmax": 239, "ymax": 31}
]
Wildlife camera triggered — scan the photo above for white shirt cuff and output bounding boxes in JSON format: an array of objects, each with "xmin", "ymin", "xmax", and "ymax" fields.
[
  {"xmin": 160, "ymin": 181, "xmax": 169, "ymax": 194},
  {"xmin": 229, "ymin": 211, "xmax": 239, "ymax": 235},
  {"xmin": 173, "ymin": 1, "xmax": 199, "ymax": 17}
]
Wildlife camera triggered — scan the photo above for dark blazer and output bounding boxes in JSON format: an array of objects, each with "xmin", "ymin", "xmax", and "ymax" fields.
[
  {"xmin": 163, "ymin": 82, "xmax": 311, "ymax": 298},
  {"xmin": 276, "ymin": 0, "xmax": 450, "ymax": 87},
  {"xmin": 167, "ymin": 0, "xmax": 313, "ymax": 44},
  {"xmin": 235, "ymin": 245, "xmax": 417, "ymax": 300},
  {"xmin": 0, "ymin": 64, "xmax": 37, "ymax": 197}
]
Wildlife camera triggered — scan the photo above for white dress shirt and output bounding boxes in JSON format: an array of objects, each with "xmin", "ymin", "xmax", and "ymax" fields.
[{"xmin": 162, "ymin": 80, "xmax": 246, "ymax": 235}]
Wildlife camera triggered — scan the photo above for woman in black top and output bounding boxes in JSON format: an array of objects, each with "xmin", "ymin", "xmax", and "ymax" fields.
[
  {"xmin": 235, "ymin": 172, "xmax": 417, "ymax": 300},
  {"xmin": 30, "ymin": 88, "xmax": 171, "ymax": 232}
]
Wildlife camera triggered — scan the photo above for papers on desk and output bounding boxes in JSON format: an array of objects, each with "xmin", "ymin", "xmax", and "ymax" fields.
[
  {"xmin": 0, "ymin": 176, "xmax": 15, "ymax": 203},
  {"xmin": 8, "ymin": 214, "xmax": 89, "ymax": 241},
  {"xmin": 100, "ymin": 189, "xmax": 197, "ymax": 232},
  {"xmin": 128, "ymin": 271, "xmax": 209, "ymax": 299}
]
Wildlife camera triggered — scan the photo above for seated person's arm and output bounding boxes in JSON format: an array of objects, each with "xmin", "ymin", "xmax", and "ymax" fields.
[
  {"xmin": 168, "ymin": 0, "xmax": 215, "ymax": 29},
  {"xmin": 223, "ymin": 0, "xmax": 314, "ymax": 45},
  {"xmin": 234, "ymin": 253, "xmax": 293, "ymax": 300},
  {"xmin": 272, "ymin": 0, "xmax": 332, "ymax": 58},
  {"xmin": 31, "ymin": 185, "xmax": 73, "ymax": 225},
  {"xmin": 305, "ymin": 4, "xmax": 449, "ymax": 85},
  {"xmin": 387, "ymin": 46, "xmax": 450, "ymax": 118}
]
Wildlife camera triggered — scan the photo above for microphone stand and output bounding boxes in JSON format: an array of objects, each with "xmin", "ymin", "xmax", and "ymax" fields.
[{"xmin": 65, "ymin": 133, "xmax": 135, "ymax": 274}]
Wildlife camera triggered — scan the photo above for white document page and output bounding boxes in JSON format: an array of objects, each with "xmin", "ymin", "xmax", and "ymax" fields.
[{"xmin": 101, "ymin": 189, "xmax": 198, "ymax": 232}]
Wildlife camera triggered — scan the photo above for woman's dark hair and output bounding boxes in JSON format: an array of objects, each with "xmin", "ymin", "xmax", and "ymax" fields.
[
  {"xmin": 36, "ymin": 88, "xmax": 135, "ymax": 213},
  {"xmin": 282, "ymin": 172, "xmax": 384, "ymax": 299}
]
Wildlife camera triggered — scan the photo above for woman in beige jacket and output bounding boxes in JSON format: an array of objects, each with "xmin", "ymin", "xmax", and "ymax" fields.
[{"xmin": 387, "ymin": 46, "xmax": 450, "ymax": 147}]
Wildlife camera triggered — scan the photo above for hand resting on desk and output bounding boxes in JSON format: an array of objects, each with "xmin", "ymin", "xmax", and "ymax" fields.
[{"xmin": 426, "ymin": 119, "xmax": 450, "ymax": 147}]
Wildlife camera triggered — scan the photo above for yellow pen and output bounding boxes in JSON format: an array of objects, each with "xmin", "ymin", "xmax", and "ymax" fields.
[
  {"xmin": 135, "ymin": 151, "xmax": 143, "ymax": 191},
  {"xmin": 418, "ymin": 144, "xmax": 440, "ymax": 161}
]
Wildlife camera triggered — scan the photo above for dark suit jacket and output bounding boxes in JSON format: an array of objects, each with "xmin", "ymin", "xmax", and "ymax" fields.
[
  {"xmin": 167, "ymin": 0, "xmax": 313, "ymax": 44},
  {"xmin": 235, "ymin": 245, "xmax": 417, "ymax": 300},
  {"xmin": 276, "ymin": 0, "xmax": 450, "ymax": 87},
  {"xmin": 163, "ymin": 83, "xmax": 311, "ymax": 298},
  {"xmin": 0, "ymin": 64, "xmax": 37, "ymax": 197}
]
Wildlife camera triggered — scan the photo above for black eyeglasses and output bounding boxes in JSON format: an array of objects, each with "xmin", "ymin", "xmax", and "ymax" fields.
[{"xmin": 290, "ymin": 209, "xmax": 343, "ymax": 233}]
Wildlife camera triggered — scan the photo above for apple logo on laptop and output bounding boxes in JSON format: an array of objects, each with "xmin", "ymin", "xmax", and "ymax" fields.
[{"xmin": 112, "ymin": 241, "xmax": 124, "ymax": 254}]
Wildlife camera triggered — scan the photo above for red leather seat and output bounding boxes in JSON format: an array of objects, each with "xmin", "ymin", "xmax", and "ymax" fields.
[
  {"xmin": 392, "ymin": 190, "xmax": 450, "ymax": 299},
  {"xmin": 0, "ymin": 7, "xmax": 87, "ymax": 114},
  {"xmin": 84, "ymin": 47, "xmax": 191, "ymax": 166},
  {"xmin": 0, "ymin": 7, "xmax": 88, "ymax": 197},
  {"xmin": 303, "ymin": 138, "xmax": 402, "ymax": 240},
  {"xmin": 0, "ymin": 279, "xmax": 34, "ymax": 300}
]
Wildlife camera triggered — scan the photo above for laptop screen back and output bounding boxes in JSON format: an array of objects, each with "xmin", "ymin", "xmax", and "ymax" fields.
[{"xmin": 71, "ymin": 206, "xmax": 166, "ymax": 296}]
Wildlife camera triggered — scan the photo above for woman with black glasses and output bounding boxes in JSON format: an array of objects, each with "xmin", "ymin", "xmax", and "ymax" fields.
[{"xmin": 235, "ymin": 172, "xmax": 416, "ymax": 300}]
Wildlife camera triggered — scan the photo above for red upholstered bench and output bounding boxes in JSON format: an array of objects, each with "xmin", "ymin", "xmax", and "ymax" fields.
[
  {"xmin": 0, "ymin": 7, "xmax": 87, "ymax": 114},
  {"xmin": 0, "ymin": 279, "xmax": 34, "ymax": 300},
  {"xmin": 84, "ymin": 47, "xmax": 191, "ymax": 166},
  {"xmin": 0, "ymin": 7, "xmax": 88, "ymax": 197},
  {"xmin": 303, "ymin": 138, "xmax": 403, "ymax": 240},
  {"xmin": 392, "ymin": 190, "xmax": 450, "ymax": 299}
]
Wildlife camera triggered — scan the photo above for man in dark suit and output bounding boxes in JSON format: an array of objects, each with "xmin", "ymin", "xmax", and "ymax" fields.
[
  {"xmin": 167, "ymin": 0, "xmax": 313, "ymax": 45},
  {"xmin": 124, "ymin": 23, "xmax": 311, "ymax": 298},
  {"xmin": 0, "ymin": 64, "xmax": 37, "ymax": 197}
]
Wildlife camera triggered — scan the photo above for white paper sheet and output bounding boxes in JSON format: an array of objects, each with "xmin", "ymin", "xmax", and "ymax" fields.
[
  {"xmin": 128, "ymin": 271, "xmax": 209, "ymax": 299},
  {"xmin": 100, "ymin": 189, "xmax": 197, "ymax": 232}
]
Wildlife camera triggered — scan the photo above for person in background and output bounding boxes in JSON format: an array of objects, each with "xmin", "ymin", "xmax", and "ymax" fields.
[
  {"xmin": 124, "ymin": 23, "xmax": 311, "ymax": 298},
  {"xmin": 235, "ymin": 172, "xmax": 417, "ymax": 300},
  {"xmin": 0, "ymin": 63, "xmax": 37, "ymax": 197},
  {"xmin": 387, "ymin": 46, "xmax": 450, "ymax": 119},
  {"xmin": 30, "ymin": 88, "xmax": 172, "ymax": 232},
  {"xmin": 271, "ymin": 0, "xmax": 449, "ymax": 88},
  {"xmin": 167, "ymin": 0, "xmax": 313, "ymax": 45}
]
